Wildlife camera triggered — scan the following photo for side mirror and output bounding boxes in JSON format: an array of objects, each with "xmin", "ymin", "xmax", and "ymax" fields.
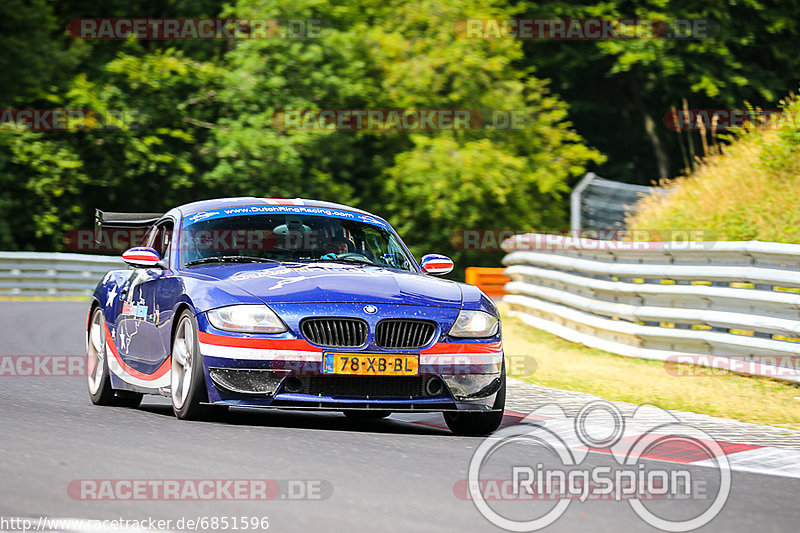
[
  {"xmin": 420, "ymin": 254, "xmax": 454, "ymax": 275},
  {"xmin": 122, "ymin": 247, "xmax": 163, "ymax": 268}
]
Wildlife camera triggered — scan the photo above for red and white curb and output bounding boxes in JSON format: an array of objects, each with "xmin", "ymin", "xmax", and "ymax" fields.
[
  {"xmin": 392, "ymin": 411, "xmax": 800, "ymax": 479},
  {"xmin": 693, "ymin": 446, "xmax": 800, "ymax": 479}
]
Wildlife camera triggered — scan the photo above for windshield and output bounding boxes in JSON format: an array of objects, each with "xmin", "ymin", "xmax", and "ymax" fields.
[{"xmin": 179, "ymin": 213, "xmax": 416, "ymax": 272}]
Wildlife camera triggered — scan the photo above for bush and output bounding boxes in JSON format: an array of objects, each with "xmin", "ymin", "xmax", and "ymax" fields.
[{"xmin": 627, "ymin": 94, "xmax": 800, "ymax": 243}]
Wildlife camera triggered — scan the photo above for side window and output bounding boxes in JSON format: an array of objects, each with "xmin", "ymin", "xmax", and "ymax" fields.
[
  {"xmin": 140, "ymin": 225, "xmax": 157, "ymax": 248},
  {"xmin": 386, "ymin": 238, "xmax": 412, "ymax": 271},
  {"xmin": 362, "ymin": 227, "xmax": 412, "ymax": 271},
  {"xmin": 148, "ymin": 220, "xmax": 174, "ymax": 265}
]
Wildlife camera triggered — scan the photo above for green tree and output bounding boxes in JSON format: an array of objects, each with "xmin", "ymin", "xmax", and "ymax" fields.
[{"xmin": 518, "ymin": 0, "xmax": 800, "ymax": 183}]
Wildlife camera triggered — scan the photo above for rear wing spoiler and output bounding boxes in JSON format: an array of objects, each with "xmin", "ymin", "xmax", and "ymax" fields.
[{"xmin": 94, "ymin": 209, "xmax": 162, "ymax": 245}]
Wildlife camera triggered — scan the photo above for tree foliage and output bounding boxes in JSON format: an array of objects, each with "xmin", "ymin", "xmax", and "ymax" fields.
[
  {"xmin": 0, "ymin": 0, "xmax": 603, "ymax": 268},
  {"xmin": 3, "ymin": 0, "xmax": 796, "ymax": 269},
  {"xmin": 518, "ymin": 0, "xmax": 800, "ymax": 182}
]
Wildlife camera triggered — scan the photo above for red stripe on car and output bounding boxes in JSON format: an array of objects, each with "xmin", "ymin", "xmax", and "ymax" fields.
[
  {"xmin": 104, "ymin": 323, "xmax": 171, "ymax": 380},
  {"xmin": 198, "ymin": 331, "xmax": 322, "ymax": 351},
  {"xmin": 421, "ymin": 341, "xmax": 502, "ymax": 354}
]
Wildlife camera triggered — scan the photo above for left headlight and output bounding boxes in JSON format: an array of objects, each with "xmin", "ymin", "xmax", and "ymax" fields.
[
  {"xmin": 207, "ymin": 305, "xmax": 287, "ymax": 334},
  {"xmin": 448, "ymin": 310, "xmax": 499, "ymax": 338}
]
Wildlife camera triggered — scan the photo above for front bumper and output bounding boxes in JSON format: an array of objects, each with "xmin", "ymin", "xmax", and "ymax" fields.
[
  {"xmin": 202, "ymin": 359, "xmax": 503, "ymax": 411},
  {"xmin": 200, "ymin": 348, "xmax": 502, "ymax": 411}
]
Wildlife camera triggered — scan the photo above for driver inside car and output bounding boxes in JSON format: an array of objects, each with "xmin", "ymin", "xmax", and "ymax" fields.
[{"xmin": 321, "ymin": 235, "xmax": 352, "ymax": 259}]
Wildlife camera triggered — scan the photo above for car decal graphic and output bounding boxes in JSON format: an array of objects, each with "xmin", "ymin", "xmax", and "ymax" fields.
[
  {"xmin": 105, "ymin": 285, "xmax": 117, "ymax": 307},
  {"xmin": 182, "ymin": 205, "xmax": 390, "ymax": 229},
  {"xmin": 229, "ymin": 263, "xmax": 386, "ymax": 292},
  {"xmin": 423, "ymin": 261, "xmax": 452, "ymax": 269},
  {"xmin": 121, "ymin": 302, "xmax": 149, "ymax": 317},
  {"xmin": 420, "ymin": 254, "xmax": 454, "ymax": 273},
  {"xmin": 104, "ymin": 322, "xmax": 171, "ymax": 388},
  {"xmin": 230, "ymin": 263, "xmax": 363, "ymax": 281},
  {"xmin": 187, "ymin": 210, "xmax": 219, "ymax": 223},
  {"xmin": 114, "ymin": 270, "xmax": 152, "ymax": 352}
]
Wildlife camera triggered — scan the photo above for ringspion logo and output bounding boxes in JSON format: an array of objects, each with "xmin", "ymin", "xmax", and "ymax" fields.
[{"xmin": 463, "ymin": 401, "xmax": 730, "ymax": 531}]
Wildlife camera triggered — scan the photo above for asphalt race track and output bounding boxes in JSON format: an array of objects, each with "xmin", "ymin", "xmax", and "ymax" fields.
[{"xmin": 1, "ymin": 302, "xmax": 798, "ymax": 532}]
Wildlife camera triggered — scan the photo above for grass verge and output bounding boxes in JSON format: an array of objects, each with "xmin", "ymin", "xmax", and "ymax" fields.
[
  {"xmin": 626, "ymin": 94, "xmax": 800, "ymax": 243},
  {"xmin": 500, "ymin": 303, "xmax": 800, "ymax": 431}
]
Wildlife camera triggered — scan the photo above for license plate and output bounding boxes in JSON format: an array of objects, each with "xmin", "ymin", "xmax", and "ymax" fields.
[{"xmin": 322, "ymin": 353, "xmax": 419, "ymax": 376}]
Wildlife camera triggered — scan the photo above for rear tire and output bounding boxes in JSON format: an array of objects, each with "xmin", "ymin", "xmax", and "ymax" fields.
[
  {"xmin": 171, "ymin": 310, "xmax": 226, "ymax": 420},
  {"xmin": 444, "ymin": 366, "xmax": 506, "ymax": 436},
  {"xmin": 87, "ymin": 306, "xmax": 144, "ymax": 408}
]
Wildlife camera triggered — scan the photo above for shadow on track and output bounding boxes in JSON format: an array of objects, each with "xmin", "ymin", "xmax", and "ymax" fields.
[{"xmin": 137, "ymin": 401, "xmax": 451, "ymax": 436}]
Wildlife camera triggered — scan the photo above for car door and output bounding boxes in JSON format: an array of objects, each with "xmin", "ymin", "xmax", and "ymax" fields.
[
  {"xmin": 115, "ymin": 219, "xmax": 173, "ymax": 374},
  {"xmin": 144, "ymin": 218, "xmax": 184, "ymax": 368}
]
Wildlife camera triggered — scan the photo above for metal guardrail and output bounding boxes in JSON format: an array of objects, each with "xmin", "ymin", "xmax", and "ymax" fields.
[
  {"xmin": 0, "ymin": 252, "xmax": 121, "ymax": 296},
  {"xmin": 502, "ymin": 235, "xmax": 800, "ymax": 382},
  {"xmin": 5, "ymin": 247, "xmax": 800, "ymax": 382},
  {"xmin": 570, "ymin": 172, "xmax": 662, "ymax": 231}
]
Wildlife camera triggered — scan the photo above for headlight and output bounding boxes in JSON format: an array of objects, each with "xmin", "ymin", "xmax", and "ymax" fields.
[
  {"xmin": 448, "ymin": 310, "xmax": 499, "ymax": 338},
  {"xmin": 207, "ymin": 305, "xmax": 287, "ymax": 334}
]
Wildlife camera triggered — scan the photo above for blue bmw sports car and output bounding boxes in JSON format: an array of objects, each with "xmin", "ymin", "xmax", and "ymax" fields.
[{"xmin": 86, "ymin": 198, "xmax": 505, "ymax": 435}]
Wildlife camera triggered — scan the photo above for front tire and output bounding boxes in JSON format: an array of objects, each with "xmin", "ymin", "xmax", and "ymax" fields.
[
  {"xmin": 87, "ymin": 307, "xmax": 143, "ymax": 408},
  {"xmin": 171, "ymin": 310, "xmax": 226, "ymax": 420},
  {"xmin": 444, "ymin": 367, "xmax": 506, "ymax": 436}
]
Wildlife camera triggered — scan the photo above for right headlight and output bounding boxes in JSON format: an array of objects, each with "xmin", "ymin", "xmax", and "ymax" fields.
[
  {"xmin": 448, "ymin": 310, "xmax": 499, "ymax": 338},
  {"xmin": 207, "ymin": 305, "xmax": 287, "ymax": 334}
]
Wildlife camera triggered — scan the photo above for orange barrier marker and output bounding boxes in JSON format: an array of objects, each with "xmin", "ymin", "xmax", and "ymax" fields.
[{"xmin": 465, "ymin": 267, "xmax": 509, "ymax": 298}]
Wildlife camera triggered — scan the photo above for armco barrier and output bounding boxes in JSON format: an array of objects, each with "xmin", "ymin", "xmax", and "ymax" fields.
[
  {"xmin": 570, "ymin": 172, "xmax": 661, "ymax": 231},
  {"xmin": 501, "ymin": 235, "xmax": 800, "ymax": 382},
  {"xmin": 465, "ymin": 267, "xmax": 509, "ymax": 298},
  {"xmin": 0, "ymin": 252, "xmax": 122, "ymax": 296}
]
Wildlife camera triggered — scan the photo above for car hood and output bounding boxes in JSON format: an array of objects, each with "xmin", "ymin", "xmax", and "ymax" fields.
[{"xmin": 187, "ymin": 262, "xmax": 463, "ymax": 307}]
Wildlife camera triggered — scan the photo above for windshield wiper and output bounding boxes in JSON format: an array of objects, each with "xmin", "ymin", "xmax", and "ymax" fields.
[{"xmin": 184, "ymin": 256, "xmax": 281, "ymax": 267}]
